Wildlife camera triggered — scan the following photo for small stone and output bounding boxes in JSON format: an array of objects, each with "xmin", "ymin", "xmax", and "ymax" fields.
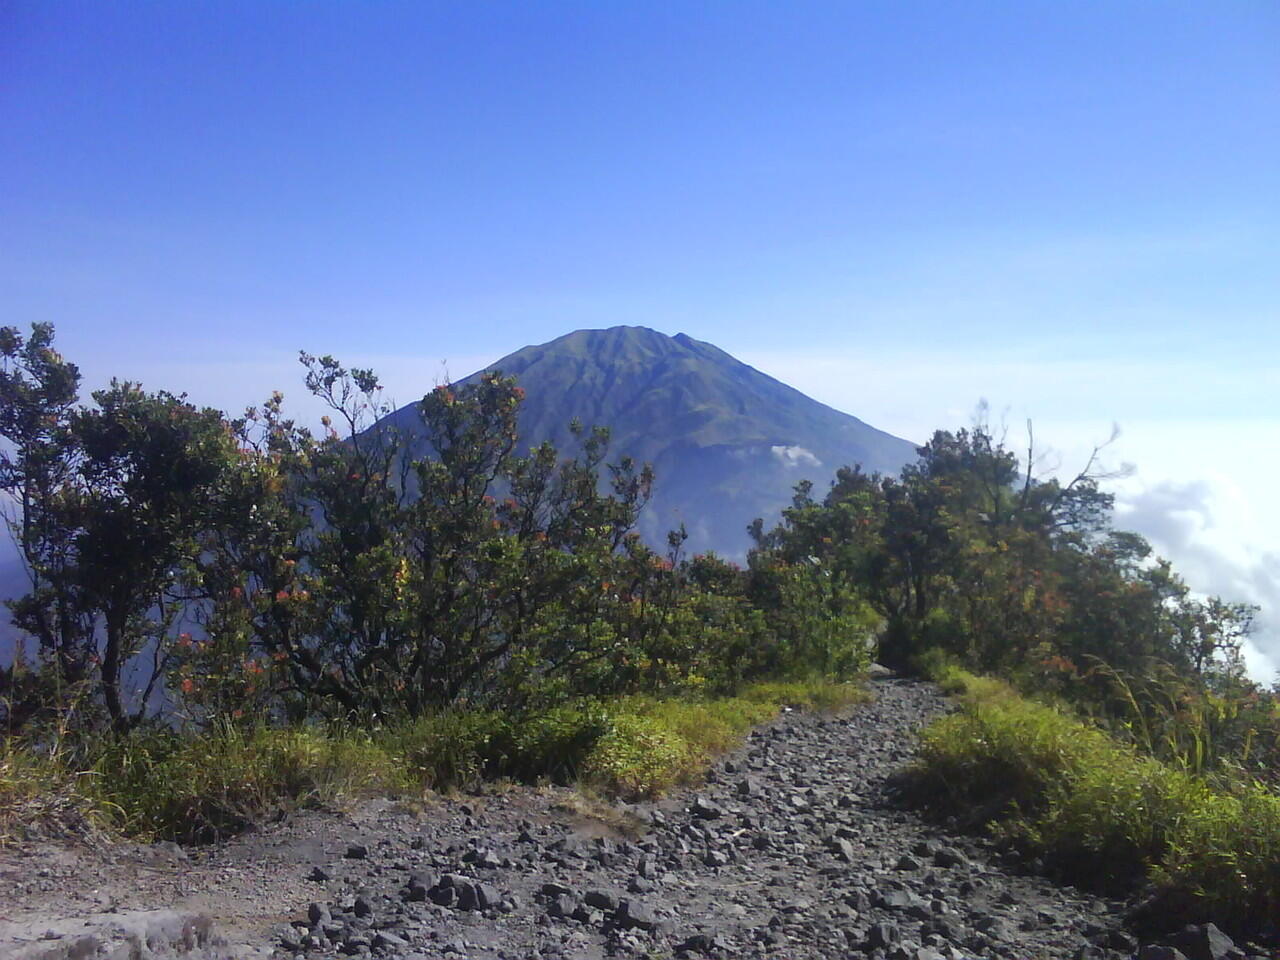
[
  {"xmin": 1108, "ymin": 930, "xmax": 1138, "ymax": 951},
  {"xmin": 879, "ymin": 889, "xmax": 920, "ymax": 910},
  {"xmin": 616, "ymin": 899, "xmax": 662, "ymax": 931},
  {"xmin": 584, "ymin": 889, "xmax": 619, "ymax": 911},
  {"xmin": 1170, "ymin": 924, "xmax": 1244, "ymax": 960},
  {"xmin": 340, "ymin": 935, "xmax": 370, "ymax": 955},
  {"xmin": 975, "ymin": 916, "xmax": 1010, "ymax": 941},
  {"xmin": 867, "ymin": 922, "xmax": 901, "ymax": 949},
  {"xmin": 428, "ymin": 885, "xmax": 456, "ymax": 907},
  {"xmin": 344, "ymin": 844, "xmax": 369, "ymax": 860},
  {"xmin": 547, "ymin": 893, "xmax": 577, "ymax": 918},
  {"xmin": 308, "ymin": 866, "xmax": 331, "ymax": 882},
  {"xmin": 831, "ymin": 838, "xmax": 856, "ymax": 862},
  {"xmin": 691, "ymin": 797, "xmax": 724, "ymax": 820}
]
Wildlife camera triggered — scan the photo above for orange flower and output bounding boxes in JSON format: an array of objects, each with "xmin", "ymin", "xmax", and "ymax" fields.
[{"xmin": 180, "ymin": 677, "xmax": 195, "ymax": 694}]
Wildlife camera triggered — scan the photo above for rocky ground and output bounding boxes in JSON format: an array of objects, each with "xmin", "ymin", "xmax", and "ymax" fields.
[{"xmin": 0, "ymin": 678, "xmax": 1266, "ymax": 960}]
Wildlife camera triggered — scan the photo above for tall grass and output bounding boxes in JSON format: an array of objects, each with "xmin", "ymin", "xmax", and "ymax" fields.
[
  {"xmin": 909, "ymin": 664, "xmax": 1280, "ymax": 935},
  {"xmin": 85, "ymin": 723, "xmax": 408, "ymax": 841},
  {"xmin": 0, "ymin": 738, "xmax": 99, "ymax": 843},
  {"xmin": 1, "ymin": 678, "xmax": 867, "ymax": 844}
]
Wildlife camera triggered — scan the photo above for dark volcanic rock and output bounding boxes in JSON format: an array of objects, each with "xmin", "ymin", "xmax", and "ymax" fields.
[{"xmin": 1169, "ymin": 924, "xmax": 1246, "ymax": 960}]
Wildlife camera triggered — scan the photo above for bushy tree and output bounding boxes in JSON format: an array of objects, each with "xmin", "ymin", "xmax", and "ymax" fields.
[{"xmin": 1, "ymin": 325, "xmax": 242, "ymax": 731}]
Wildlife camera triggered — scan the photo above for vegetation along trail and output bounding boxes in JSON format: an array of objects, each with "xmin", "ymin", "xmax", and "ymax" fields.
[{"xmin": 5, "ymin": 676, "xmax": 1212, "ymax": 960}]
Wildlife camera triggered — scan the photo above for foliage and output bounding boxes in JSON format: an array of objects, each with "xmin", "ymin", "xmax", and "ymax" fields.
[
  {"xmin": 907, "ymin": 668, "xmax": 1280, "ymax": 935},
  {"xmin": 1, "ymin": 326, "xmax": 244, "ymax": 732},
  {"xmin": 750, "ymin": 414, "xmax": 1271, "ymax": 784}
]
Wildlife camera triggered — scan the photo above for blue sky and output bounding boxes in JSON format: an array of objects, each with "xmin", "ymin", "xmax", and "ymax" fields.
[{"xmin": 2, "ymin": 2, "xmax": 1279, "ymax": 675}]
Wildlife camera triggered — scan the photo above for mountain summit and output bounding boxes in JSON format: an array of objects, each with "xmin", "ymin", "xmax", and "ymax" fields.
[{"xmin": 383, "ymin": 326, "xmax": 918, "ymax": 556}]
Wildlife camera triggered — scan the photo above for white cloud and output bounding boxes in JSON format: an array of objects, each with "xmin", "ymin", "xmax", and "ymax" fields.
[{"xmin": 771, "ymin": 444, "xmax": 822, "ymax": 468}]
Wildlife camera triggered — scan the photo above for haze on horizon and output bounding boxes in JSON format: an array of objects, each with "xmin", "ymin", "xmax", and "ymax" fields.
[{"xmin": 1, "ymin": 2, "xmax": 1277, "ymax": 678}]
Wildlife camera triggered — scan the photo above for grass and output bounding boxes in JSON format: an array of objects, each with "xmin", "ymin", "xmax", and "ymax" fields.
[
  {"xmin": 84, "ymin": 722, "xmax": 408, "ymax": 841},
  {"xmin": 908, "ymin": 658, "xmax": 1280, "ymax": 937},
  {"xmin": 0, "ymin": 677, "xmax": 867, "ymax": 845},
  {"xmin": 0, "ymin": 738, "xmax": 101, "ymax": 843}
]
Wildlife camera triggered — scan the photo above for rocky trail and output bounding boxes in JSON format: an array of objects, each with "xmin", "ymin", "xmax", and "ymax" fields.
[{"xmin": 0, "ymin": 679, "xmax": 1261, "ymax": 960}]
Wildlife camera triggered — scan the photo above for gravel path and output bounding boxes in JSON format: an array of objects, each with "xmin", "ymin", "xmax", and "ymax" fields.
[{"xmin": 267, "ymin": 679, "xmax": 1133, "ymax": 960}]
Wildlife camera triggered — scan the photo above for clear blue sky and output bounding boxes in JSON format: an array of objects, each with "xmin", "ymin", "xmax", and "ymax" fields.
[{"xmin": 3, "ymin": 2, "xmax": 1279, "ymax": 674}]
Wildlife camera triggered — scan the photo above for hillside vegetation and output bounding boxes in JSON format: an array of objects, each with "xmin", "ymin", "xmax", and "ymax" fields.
[{"xmin": 1, "ymin": 323, "xmax": 1278, "ymax": 939}]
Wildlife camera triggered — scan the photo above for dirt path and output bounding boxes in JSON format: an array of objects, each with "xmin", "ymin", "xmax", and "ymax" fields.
[{"xmin": 0, "ymin": 680, "xmax": 1254, "ymax": 959}]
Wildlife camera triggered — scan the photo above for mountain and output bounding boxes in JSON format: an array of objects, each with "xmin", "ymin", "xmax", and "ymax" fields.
[{"xmin": 379, "ymin": 326, "xmax": 918, "ymax": 557}]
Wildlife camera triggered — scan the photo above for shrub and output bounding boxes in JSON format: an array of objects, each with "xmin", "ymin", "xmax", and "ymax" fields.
[{"xmin": 911, "ymin": 669, "xmax": 1280, "ymax": 935}]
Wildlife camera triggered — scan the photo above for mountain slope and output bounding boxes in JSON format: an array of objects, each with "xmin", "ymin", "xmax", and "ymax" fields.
[{"xmin": 380, "ymin": 326, "xmax": 918, "ymax": 556}]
